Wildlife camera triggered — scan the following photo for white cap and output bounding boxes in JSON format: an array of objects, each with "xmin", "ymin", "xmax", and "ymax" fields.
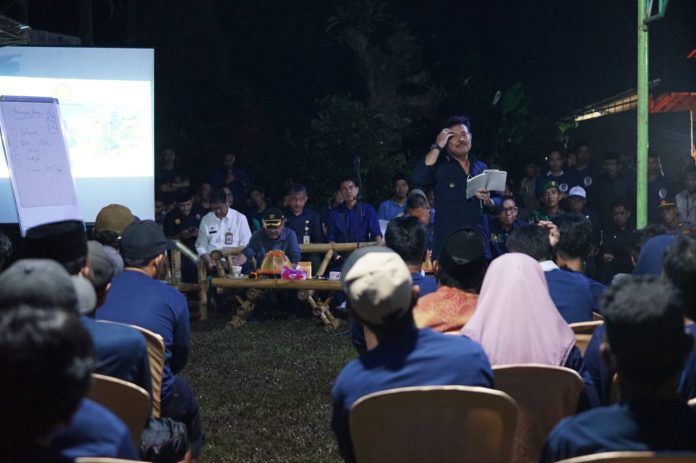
[
  {"xmin": 341, "ymin": 247, "xmax": 413, "ymax": 327},
  {"xmin": 568, "ymin": 186, "xmax": 586, "ymax": 198}
]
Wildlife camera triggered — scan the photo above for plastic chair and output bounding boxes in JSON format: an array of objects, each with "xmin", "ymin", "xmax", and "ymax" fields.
[
  {"xmin": 493, "ymin": 364, "xmax": 583, "ymax": 463},
  {"xmin": 570, "ymin": 320, "xmax": 604, "ymax": 355},
  {"xmin": 688, "ymin": 397, "xmax": 696, "ymax": 408},
  {"xmin": 556, "ymin": 451, "xmax": 696, "ymax": 462},
  {"xmin": 86, "ymin": 374, "xmax": 150, "ymax": 445},
  {"xmin": 349, "ymin": 385, "xmax": 518, "ymax": 463}
]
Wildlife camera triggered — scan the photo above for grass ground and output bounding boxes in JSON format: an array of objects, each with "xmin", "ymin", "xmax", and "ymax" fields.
[{"xmin": 181, "ymin": 310, "xmax": 356, "ymax": 462}]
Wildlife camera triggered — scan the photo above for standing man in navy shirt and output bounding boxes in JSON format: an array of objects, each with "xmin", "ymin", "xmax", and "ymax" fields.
[{"xmin": 412, "ymin": 115, "xmax": 499, "ymax": 258}]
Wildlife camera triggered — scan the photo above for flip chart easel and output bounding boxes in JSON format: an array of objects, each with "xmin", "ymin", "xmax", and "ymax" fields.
[{"xmin": 0, "ymin": 96, "xmax": 81, "ymax": 235}]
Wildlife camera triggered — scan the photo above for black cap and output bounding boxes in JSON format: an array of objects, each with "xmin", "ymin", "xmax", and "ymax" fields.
[
  {"xmin": 120, "ymin": 220, "xmax": 173, "ymax": 260},
  {"xmin": 263, "ymin": 208, "xmax": 285, "ymax": 228},
  {"xmin": 24, "ymin": 220, "xmax": 87, "ymax": 265}
]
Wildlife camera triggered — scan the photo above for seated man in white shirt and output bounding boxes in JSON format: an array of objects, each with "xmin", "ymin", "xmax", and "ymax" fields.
[{"xmin": 195, "ymin": 188, "xmax": 252, "ymax": 270}]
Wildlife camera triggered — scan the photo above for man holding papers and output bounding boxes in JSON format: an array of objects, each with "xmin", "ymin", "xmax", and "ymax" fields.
[{"xmin": 412, "ymin": 115, "xmax": 504, "ymax": 258}]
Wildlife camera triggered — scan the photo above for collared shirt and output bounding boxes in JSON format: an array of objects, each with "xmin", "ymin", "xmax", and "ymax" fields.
[
  {"xmin": 163, "ymin": 207, "xmax": 204, "ymax": 249},
  {"xmin": 377, "ymin": 198, "xmax": 406, "ymax": 221},
  {"xmin": 489, "ymin": 218, "xmax": 526, "ymax": 258},
  {"xmin": 412, "ymin": 151, "xmax": 500, "ymax": 258},
  {"xmin": 327, "ymin": 201, "xmax": 382, "ymax": 243},
  {"xmin": 285, "ymin": 207, "xmax": 324, "ymax": 245},
  {"xmin": 195, "ymin": 208, "xmax": 252, "ymax": 255},
  {"xmin": 242, "ymin": 227, "xmax": 302, "ymax": 264}
]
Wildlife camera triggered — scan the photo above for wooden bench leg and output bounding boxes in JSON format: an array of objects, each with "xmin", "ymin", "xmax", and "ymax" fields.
[
  {"xmin": 303, "ymin": 292, "xmax": 341, "ymax": 332},
  {"xmin": 197, "ymin": 263, "xmax": 208, "ymax": 321},
  {"xmin": 229, "ymin": 288, "xmax": 261, "ymax": 328}
]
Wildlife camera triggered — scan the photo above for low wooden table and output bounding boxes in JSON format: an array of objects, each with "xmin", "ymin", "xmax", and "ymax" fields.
[
  {"xmin": 211, "ymin": 276, "xmax": 343, "ymax": 331},
  {"xmin": 168, "ymin": 241, "xmax": 378, "ymax": 328}
]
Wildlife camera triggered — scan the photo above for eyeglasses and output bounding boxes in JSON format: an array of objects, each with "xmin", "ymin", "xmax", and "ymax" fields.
[
  {"xmin": 451, "ymin": 131, "xmax": 471, "ymax": 138},
  {"xmin": 501, "ymin": 207, "xmax": 518, "ymax": 214}
]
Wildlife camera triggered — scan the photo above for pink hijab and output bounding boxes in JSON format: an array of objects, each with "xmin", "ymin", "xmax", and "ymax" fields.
[{"xmin": 461, "ymin": 253, "xmax": 576, "ymax": 366}]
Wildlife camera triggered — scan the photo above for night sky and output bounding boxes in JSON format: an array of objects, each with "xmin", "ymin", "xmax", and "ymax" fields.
[{"xmin": 9, "ymin": 0, "xmax": 696, "ymax": 197}]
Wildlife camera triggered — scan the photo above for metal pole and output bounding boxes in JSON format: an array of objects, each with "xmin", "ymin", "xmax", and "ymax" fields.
[{"xmin": 636, "ymin": 0, "xmax": 649, "ymax": 228}]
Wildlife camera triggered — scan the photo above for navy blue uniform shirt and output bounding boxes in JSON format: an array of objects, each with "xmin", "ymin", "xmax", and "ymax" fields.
[{"xmin": 412, "ymin": 152, "xmax": 500, "ymax": 258}]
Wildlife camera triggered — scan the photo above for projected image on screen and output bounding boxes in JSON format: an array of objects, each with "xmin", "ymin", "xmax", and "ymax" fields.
[{"xmin": 0, "ymin": 47, "xmax": 154, "ymax": 223}]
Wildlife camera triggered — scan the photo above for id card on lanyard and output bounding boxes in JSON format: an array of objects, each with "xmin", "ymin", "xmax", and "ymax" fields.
[{"xmin": 224, "ymin": 232, "xmax": 234, "ymax": 245}]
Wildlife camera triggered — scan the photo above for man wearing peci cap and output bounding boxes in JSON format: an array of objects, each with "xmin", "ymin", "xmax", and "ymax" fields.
[
  {"xmin": 96, "ymin": 220, "xmax": 204, "ymax": 460},
  {"xmin": 240, "ymin": 207, "xmax": 301, "ymax": 268},
  {"xmin": 659, "ymin": 197, "xmax": 692, "ymax": 235},
  {"xmin": 93, "ymin": 204, "xmax": 137, "ymax": 274},
  {"xmin": 331, "ymin": 247, "xmax": 494, "ymax": 463}
]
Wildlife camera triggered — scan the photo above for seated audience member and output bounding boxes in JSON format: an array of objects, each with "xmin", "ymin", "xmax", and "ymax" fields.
[
  {"xmin": 385, "ymin": 216, "xmax": 437, "ymax": 296},
  {"xmin": 193, "ymin": 181, "xmax": 213, "ymax": 213},
  {"xmin": 84, "ymin": 241, "xmax": 152, "ymax": 393},
  {"xmin": 247, "ymin": 185, "xmax": 269, "ymax": 232},
  {"xmin": 659, "ymin": 197, "xmax": 691, "ymax": 235},
  {"xmin": 555, "ymin": 214, "xmax": 607, "ymax": 309},
  {"xmin": 377, "ymin": 173, "xmax": 409, "ymax": 221},
  {"xmin": 240, "ymin": 208, "xmax": 301, "ymax": 268},
  {"xmin": 535, "ymin": 148, "xmax": 575, "ymax": 198},
  {"xmin": 528, "ymin": 180, "xmax": 565, "ymax": 223},
  {"xmin": 156, "ymin": 147, "xmax": 190, "ymax": 205},
  {"xmin": 596, "ymin": 200, "xmax": 634, "ymax": 284},
  {"xmin": 634, "ymin": 233, "xmax": 675, "ymax": 276},
  {"xmin": 93, "ymin": 204, "xmax": 137, "ymax": 274},
  {"xmin": 404, "ymin": 188, "xmax": 434, "ymax": 253},
  {"xmin": 507, "ymin": 224, "xmax": 594, "ymax": 323},
  {"xmin": 331, "ymin": 247, "xmax": 494, "ymax": 463},
  {"xmin": 664, "ymin": 235, "xmax": 696, "ymax": 399},
  {"xmin": 0, "ymin": 261, "xmax": 139, "ymax": 461},
  {"xmin": 154, "ymin": 194, "xmax": 168, "ymax": 226},
  {"xmin": 320, "ymin": 188, "xmax": 344, "ymax": 240},
  {"xmin": 97, "ymin": 220, "xmax": 203, "ymax": 460},
  {"xmin": 675, "ymin": 165, "xmax": 696, "ymax": 226},
  {"xmin": 0, "ymin": 230, "xmax": 12, "ymax": 271},
  {"xmin": 462, "ymin": 252, "xmax": 599, "ymax": 408},
  {"xmin": 413, "ymin": 228, "xmax": 486, "ymax": 333},
  {"xmin": 210, "ymin": 152, "xmax": 251, "ymax": 214},
  {"xmin": 518, "ymin": 160, "xmax": 541, "ymax": 213},
  {"xmin": 163, "ymin": 189, "xmax": 202, "ymax": 282},
  {"xmin": 565, "ymin": 186, "xmax": 601, "ymax": 248},
  {"xmin": 285, "ymin": 183, "xmax": 324, "ymax": 274},
  {"xmin": 648, "ymin": 151, "xmax": 669, "ymax": 224},
  {"xmin": 195, "ymin": 188, "xmax": 252, "ymax": 271},
  {"xmin": 542, "ymin": 276, "xmax": 696, "ymax": 462},
  {"xmin": 326, "ymin": 177, "xmax": 382, "ymax": 245},
  {"xmin": 489, "ymin": 196, "xmax": 525, "ymax": 258},
  {"xmin": 591, "ymin": 152, "xmax": 634, "ymax": 229},
  {"xmin": 0, "ymin": 306, "xmax": 95, "ymax": 463}
]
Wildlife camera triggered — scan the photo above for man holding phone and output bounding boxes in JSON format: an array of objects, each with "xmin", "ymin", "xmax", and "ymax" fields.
[{"xmin": 164, "ymin": 190, "xmax": 203, "ymax": 281}]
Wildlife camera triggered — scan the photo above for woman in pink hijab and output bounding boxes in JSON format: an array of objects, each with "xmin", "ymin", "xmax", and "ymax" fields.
[{"xmin": 462, "ymin": 252, "xmax": 599, "ymax": 407}]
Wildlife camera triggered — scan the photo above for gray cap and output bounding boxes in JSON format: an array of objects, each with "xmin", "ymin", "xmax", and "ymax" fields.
[
  {"xmin": 341, "ymin": 247, "xmax": 413, "ymax": 327},
  {"xmin": 0, "ymin": 258, "xmax": 94, "ymax": 314},
  {"xmin": 87, "ymin": 241, "xmax": 115, "ymax": 293}
]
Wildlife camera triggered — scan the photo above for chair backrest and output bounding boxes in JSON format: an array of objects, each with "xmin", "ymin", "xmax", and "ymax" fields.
[
  {"xmin": 126, "ymin": 324, "xmax": 165, "ymax": 418},
  {"xmin": 87, "ymin": 374, "xmax": 150, "ymax": 445},
  {"xmin": 592, "ymin": 311, "xmax": 604, "ymax": 321},
  {"xmin": 493, "ymin": 364, "xmax": 583, "ymax": 463},
  {"xmin": 570, "ymin": 321, "xmax": 603, "ymax": 356},
  {"xmin": 688, "ymin": 397, "xmax": 696, "ymax": 408},
  {"xmin": 556, "ymin": 451, "xmax": 696, "ymax": 462},
  {"xmin": 349, "ymin": 385, "xmax": 518, "ymax": 463}
]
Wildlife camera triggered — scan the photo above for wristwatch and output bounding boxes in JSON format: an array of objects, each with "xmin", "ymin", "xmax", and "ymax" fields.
[{"xmin": 430, "ymin": 143, "xmax": 443, "ymax": 152}]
